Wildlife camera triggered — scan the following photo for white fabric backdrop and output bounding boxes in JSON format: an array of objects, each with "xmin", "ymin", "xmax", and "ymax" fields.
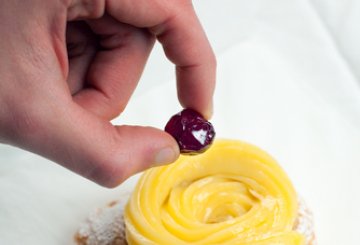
[
  {"xmin": 311, "ymin": 0, "xmax": 360, "ymax": 82},
  {"xmin": 1, "ymin": 1, "xmax": 360, "ymax": 244}
]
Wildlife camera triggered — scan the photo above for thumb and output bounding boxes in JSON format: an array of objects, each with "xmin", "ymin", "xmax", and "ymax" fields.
[{"xmin": 7, "ymin": 102, "xmax": 179, "ymax": 188}]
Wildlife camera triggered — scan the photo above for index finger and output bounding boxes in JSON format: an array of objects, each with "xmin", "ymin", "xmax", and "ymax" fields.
[{"xmin": 107, "ymin": 0, "xmax": 216, "ymax": 119}]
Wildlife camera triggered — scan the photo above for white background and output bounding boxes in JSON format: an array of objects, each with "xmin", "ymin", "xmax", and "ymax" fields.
[{"xmin": 1, "ymin": 0, "xmax": 360, "ymax": 244}]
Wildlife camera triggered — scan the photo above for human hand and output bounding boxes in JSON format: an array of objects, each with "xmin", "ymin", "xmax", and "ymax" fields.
[{"xmin": 0, "ymin": 0, "xmax": 216, "ymax": 187}]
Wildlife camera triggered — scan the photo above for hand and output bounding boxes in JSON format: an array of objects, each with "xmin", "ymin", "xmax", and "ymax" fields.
[{"xmin": 0, "ymin": 0, "xmax": 216, "ymax": 187}]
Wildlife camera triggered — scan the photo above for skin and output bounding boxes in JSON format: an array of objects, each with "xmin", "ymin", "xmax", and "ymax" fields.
[{"xmin": 0, "ymin": 0, "xmax": 216, "ymax": 187}]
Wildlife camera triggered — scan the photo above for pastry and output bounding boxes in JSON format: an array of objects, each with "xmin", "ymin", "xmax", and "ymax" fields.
[{"xmin": 76, "ymin": 140, "xmax": 316, "ymax": 245}]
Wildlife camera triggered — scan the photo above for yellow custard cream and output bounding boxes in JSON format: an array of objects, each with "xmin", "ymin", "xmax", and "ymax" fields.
[{"xmin": 124, "ymin": 140, "xmax": 305, "ymax": 244}]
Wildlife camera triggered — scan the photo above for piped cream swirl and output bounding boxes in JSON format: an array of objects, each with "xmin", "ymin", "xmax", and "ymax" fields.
[{"xmin": 125, "ymin": 140, "xmax": 304, "ymax": 244}]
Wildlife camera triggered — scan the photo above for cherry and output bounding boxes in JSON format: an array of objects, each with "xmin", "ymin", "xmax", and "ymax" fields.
[{"xmin": 165, "ymin": 109, "xmax": 215, "ymax": 155}]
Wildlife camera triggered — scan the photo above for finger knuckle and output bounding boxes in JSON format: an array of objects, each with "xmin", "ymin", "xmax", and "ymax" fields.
[
  {"xmin": 68, "ymin": 0, "xmax": 105, "ymax": 20},
  {"xmin": 86, "ymin": 152, "xmax": 132, "ymax": 188}
]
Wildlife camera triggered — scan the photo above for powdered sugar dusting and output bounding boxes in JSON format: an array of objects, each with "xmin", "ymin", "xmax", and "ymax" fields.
[
  {"xmin": 294, "ymin": 198, "xmax": 317, "ymax": 245},
  {"xmin": 75, "ymin": 200, "xmax": 127, "ymax": 245}
]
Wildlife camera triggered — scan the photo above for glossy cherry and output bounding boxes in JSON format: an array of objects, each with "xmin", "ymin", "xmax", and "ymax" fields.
[{"xmin": 165, "ymin": 109, "xmax": 215, "ymax": 155}]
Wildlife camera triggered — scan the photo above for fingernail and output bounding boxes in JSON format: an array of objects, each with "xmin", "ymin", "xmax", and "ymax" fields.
[
  {"xmin": 154, "ymin": 147, "xmax": 177, "ymax": 166},
  {"xmin": 205, "ymin": 100, "xmax": 214, "ymax": 120}
]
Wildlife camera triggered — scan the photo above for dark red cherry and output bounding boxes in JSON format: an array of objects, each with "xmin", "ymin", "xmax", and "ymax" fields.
[{"xmin": 165, "ymin": 109, "xmax": 215, "ymax": 155}]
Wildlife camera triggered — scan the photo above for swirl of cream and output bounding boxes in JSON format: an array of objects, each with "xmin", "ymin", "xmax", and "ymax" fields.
[{"xmin": 124, "ymin": 140, "xmax": 305, "ymax": 244}]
